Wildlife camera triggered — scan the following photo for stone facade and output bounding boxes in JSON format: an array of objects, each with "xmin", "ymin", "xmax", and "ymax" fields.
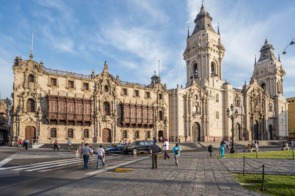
[
  {"xmin": 11, "ymin": 56, "xmax": 169, "ymax": 145},
  {"xmin": 10, "ymin": 5, "xmax": 288, "ymax": 145},
  {"xmin": 0, "ymin": 98, "xmax": 11, "ymax": 145},
  {"xmin": 169, "ymin": 4, "xmax": 288, "ymax": 142}
]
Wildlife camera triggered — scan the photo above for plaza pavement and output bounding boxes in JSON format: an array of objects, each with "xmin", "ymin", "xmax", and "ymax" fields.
[{"xmin": 34, "ymin": 151, "xmax": 270, "ymax": 196}]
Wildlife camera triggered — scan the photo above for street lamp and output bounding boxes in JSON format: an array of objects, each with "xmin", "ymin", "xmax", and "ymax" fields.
[
  {"xmin": 227, "ymin": 104, "xmax": 239, "ymax": 153},
  {"xmin": 282, "ymin": 39, "xmax": 295, "ymax": 55}
]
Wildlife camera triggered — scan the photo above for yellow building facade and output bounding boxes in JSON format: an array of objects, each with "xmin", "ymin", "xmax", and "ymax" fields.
[{"xmin": 287, "ymin": 97, "xmax": 295, "ymax": 138}]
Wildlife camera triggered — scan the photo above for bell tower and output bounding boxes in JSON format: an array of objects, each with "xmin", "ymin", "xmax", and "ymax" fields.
[
  {"xmin": 251, "ymin": 39, "xmax": 286, "ymax": 97},
  {"xmin": 183, "ymin": 4, "xmax": 225, "ymax": 87}
]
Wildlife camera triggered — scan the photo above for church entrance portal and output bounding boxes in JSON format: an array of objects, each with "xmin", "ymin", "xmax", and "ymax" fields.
[
  {"xmin": 102, "ymin": 128, "xmax": 111, "ymax": 143},
  {"xmin": 25, "ymin": 126, "xmax": 36, "ymax": 143},
  {"xmin": 192, "ymin": 122, "xmax": 201, "ymax": 142}
]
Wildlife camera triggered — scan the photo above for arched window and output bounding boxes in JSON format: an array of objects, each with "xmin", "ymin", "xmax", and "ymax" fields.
[
  {"xmin": 123, "ymin": 130, "xmax": 128, "ymax": 139},
  {"xmin": 50, "ymin": 128, "xmax": 57, "ymax": 138},
  {"xmin": 216, "ymin": 93, "xmax": 219, "ymax": 103},
  {"xmin": 84, "ymin": 129, "xmax": 89, "ymax": 138},
  {"xmin": 146, "ymin": 131, "xmax": 150, "ymax": 139},
  {"xmin": 103, "ymin": 102, "xmax": 110, "ymax": 116},
  {"xmin": 28, "ymin": 74, "xmax": 35, "ymax": 83},
  {"xmin": 159, "ymin": 94, "xmax": 162, "ymax": 99},
  {"xmin": 195, "ymin": 95, "xmax": 198, "ymax": 100},
  {"xmin": 193, "ymin": 63, "xmax": 198, "ymax": 78},
  {"xmin": 235, "ymin": 98, "xmax": 241, "ymax": 107},
  {"xmin": 159, "ymin": 111, "xmax": 163, "ymax": 121},
  {"xmin": 68, "ymin": 129, "xmax": 74, "ymax": 138},
  {"xmin": 27, "ymin": 98, "xmax": 35, "ymax": 112},
  {"xmin": 135, "ymin": 130, "xmax": 139, "ymax": 139},
  {"xmin": 269, "ymin": 103, "xmax": 273, "ymax": 112},
  {"xmin": 211, "ymin": 63, "xmax": 215, "ymax": 76},
  {"xmin": 216, "ymin": 111, "xmax": 219, "ymax": 119},
  {"xmin": 260, "ymin": 83, "xmax": 266, "ymax": 90}
]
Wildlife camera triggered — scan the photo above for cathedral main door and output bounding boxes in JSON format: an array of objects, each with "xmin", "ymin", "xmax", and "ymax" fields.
[
  {"xmin": 102, "ymin": 128, "xmax": 111, "ymax": 143},
  {"xmin": 192, "ymin": 122, "xmax": 201, "ymax": 142},
  {"xmin": 25, "ymin": 126, "xmax": 36, "ymax": 143}
]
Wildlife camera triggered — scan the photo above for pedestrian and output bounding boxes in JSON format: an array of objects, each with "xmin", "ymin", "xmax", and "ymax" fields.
[
  {"xmin": 53, "ymin": 140, "xmax": 59, "ymax": 151},
  {"xmin": 17, "ymin": 139, "xmax": 22, "ymax": 150},
  {"xmin": 162, "ymin": 138, "xmax": 170, "ymax": 160},
  {"xmin": 291, "ymin": 139, "xmax": 294, "ymax": 148},
  {"xmin": 208, "ymin": 144, "xmax": 213, "ymax": 156},
  {"xmin": 153, "ymin": 137, "xmax": 157, "ymax": 144},
  {"xmin": 67, "ymin": 139, "xmax": 72, "ymax": 151},
  {"xmin": 81, "ymin": 143, "xmax": 93, "ymax": 170},
  {"xmin": 150, "ymin": 140, "xmax": 162, "ymax": 169},
  {"xmin": 96, "ymin": 144, "xmax": 106, "ymax": 169},
  {"xmin": 24, "ymin": 139, "xmax": 29, "ymax": 150},
  {"xmin": 172, "ymin": 143, "xmax": 182, "ymax": 166},
  {"xmin": 254, "ymin": 142, "xmax": 259, "ymax": 152},
  {"xmin": 219, "ymin": 141, "xmax": 226, "ymax": 158}
]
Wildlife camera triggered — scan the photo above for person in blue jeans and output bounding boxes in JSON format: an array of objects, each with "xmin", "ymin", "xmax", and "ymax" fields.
[
  {"xmin": 81, "ymin": 143, "xmax": 93, "ymax": 170},
  {"xmin": 172, "ymin": 143, "xmax": 182, "ymax": 166},
  {"xmin": 96, "ymin": 144, "xmax": 106, "ymax": 169}
]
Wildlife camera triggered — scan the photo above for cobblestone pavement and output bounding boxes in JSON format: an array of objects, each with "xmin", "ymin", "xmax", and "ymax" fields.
[{"xmin": 36, "ymin": 151, "xmax": 266, "ymax": 196}]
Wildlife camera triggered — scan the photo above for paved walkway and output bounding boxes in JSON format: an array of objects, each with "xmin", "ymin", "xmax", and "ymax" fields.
[{"xmin": 35, "ymin": 152, "xmax": 266, "ymax": 196}]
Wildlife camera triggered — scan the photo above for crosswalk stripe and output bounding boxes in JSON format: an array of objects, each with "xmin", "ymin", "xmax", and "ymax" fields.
[{"xmin": 0, "ymin": 155, "xmax": 121, "ymax": 172}]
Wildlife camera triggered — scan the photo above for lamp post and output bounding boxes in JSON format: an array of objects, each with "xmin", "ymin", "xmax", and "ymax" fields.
[
  {"xmin": 227, "ymin": 104, "xmax": 238, "ymax": 153},
  {"xmin": 282, "ymin": 39, "xmax": 294, "ymax": 55}
]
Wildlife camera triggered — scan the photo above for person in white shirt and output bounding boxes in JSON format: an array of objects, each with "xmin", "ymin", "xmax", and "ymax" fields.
[
  {"xmin": 162, "ymin": 138, "xmax": 170, "ymax": 160},
  {"xmin": 97, "ymin": 145, "xmax": 106, "ymax": 169}
]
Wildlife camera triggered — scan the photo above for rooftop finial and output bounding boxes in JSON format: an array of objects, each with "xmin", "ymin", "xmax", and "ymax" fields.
[
  {"xmin": 187, "ymin": 26, "xmax": 190, "ymax": 39},
  {"xmin": 30, "ymin": 29, "xmax": 34, "ymax": 59},
  {"xmin": 254, "ymin": 55, "xmax": 257, "ymax": 65},
  {"xmin": 278, "ymin": 53, "xmax": 281, "ymax": 62},
  {"xmin": 217, "ymin": 23, "xmax": 220, "ymax": 35},
  {"xmin": 158, "ymin": 60, "xmax": 161, "ymax": 79}
]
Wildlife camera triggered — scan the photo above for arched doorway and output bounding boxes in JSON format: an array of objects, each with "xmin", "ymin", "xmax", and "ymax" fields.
[
  {"xmin": 192, "ymin": 122, "xmax": 201, "ymax": 142},
  {"xmin": 102, "ymin": 128, "xmax": 111, "ymax": 143},
  {"xmin": 158, "ymin": 130, "xmax": 164, "ymax": 142},
  {"xmin": 254, "ymin": 120, "xmax": 259, "ymax": 140},
  {"xmin": 236, "ymin": 123, "xmax": 241, "ymax": 141},
  {"xmin": 25, "ymin": 126, "xmax": 36, "ymax": 143},
  {"xmin": 269, "ymin": 125, "xmax": 273, "ymax": 140}
]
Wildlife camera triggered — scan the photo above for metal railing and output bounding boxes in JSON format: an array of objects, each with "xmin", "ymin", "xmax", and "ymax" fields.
[{"xmin": 44, "ymin": 67, "xmax": 91, "ymax": 79}]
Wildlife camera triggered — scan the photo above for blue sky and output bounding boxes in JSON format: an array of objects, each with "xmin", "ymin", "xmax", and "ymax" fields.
[{"xmin": 0, "ymin": 0, "xmax": 295, "ymax": 99}]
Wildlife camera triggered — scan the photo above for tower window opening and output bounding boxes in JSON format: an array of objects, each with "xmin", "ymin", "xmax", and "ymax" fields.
[{"xmin": 194, "ymin": 64, "xmax": 198, "ymax": 79}]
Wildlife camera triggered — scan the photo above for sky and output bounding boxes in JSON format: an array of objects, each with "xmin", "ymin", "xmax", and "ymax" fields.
[{"xmin": 0, "ymin": 0, "xmax": 295, "ymax": 100}]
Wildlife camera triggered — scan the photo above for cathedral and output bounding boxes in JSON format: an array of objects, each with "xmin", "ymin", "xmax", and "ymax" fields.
[{"xmin": 10, "ymin": 4, "xmax": 288, "ymax": 145}]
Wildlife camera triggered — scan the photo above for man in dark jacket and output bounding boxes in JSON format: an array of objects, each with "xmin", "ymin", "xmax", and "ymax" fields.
[{"xmin": 150, "ymin": 141, "xmax": 162, "ymax": 169}]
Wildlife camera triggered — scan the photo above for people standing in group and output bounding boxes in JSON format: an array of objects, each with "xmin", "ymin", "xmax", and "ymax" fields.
[
  {"xmin": 172, "ymin": 143, "xmax": 182, "ymax": 166},
  {"xmin": 81, "ymin": 143, "xmax": 93, "ymax": 170},
  {"xmin": 67, "ymin": 139, "xmax": 72, "ymax": 151},
  {"xmin": 162, "ymin": 138, "xmax": 170, "ymax": 160},
  {"xmin": 96, "ymin": 145, "xmax": 106, "ymax": 169},
  {"xmin": 219, "ymin": 141, "xmax": 226, "ymax": 158},
  {"xmin": 53, "ymin": 140, "xmax": 59, "ymax": 151},
  {"xmin": 23, "ymin": 139, "xmax": 29, "ymax": 150},
  {"xmin": 150, "ymin": 140, "xmax": 162, "ymax": 169},
  {"xmin": 208, "ymin": 144, "xmax": 213, "ymax": 157},
  {"xmin": 17, "ymin": 139, "xmax": 22, "ymax": 150}
]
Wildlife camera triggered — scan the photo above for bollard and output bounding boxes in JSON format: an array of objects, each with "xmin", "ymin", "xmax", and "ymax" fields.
[
  {"xmin": 243, "ymin": 155, "xmax": 245, "ymax": 176},
  {"xmin": 293, "ymin": 146, "xmax": 294, "ymax": 160},
  {"xmin": 256, "ymin": 149, "xmax": 258, "ymax": 159},
  {"xmin": 261, "ymin": 164, "xmax": 265, "ymax": 191}
]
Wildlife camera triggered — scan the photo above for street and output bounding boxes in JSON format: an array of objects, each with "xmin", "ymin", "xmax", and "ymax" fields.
[{"xmin": 0, "ymin": 148, "xmax": 149, "ymax": 195}]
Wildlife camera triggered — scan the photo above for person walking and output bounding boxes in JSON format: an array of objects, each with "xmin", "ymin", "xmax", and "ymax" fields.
[
  {"xmin": 162, "ymin": 139, "xmax": 170, "ymax": 160},
  {"xmin": 53, "ymin": 140, "xmax": 59, "ymax": 151},
  {"xmin": 24, "ymin": 139, "xmax": 29, "ymax": 150},
  {"xmin": 81, "ymin": 143, "xmax": 93, "ymax": 170},
  {"xmin": 17, "ymin": 139, "xmax": 22, "ymax": 150},
  {"xmin": 219, "ymin": 141, "xmax": 226, "ymax": 158},
  {"xmin": 172, "ymin": 143, "xmax": 182, "ymax": 166},
  {"xmin": 96, "ymin": 145, "xmax": 106, "ymax": 169},
  {"xmin": 208, "ymin": 144, "xmax": 213, "ymax": 157},
  {"xmin": 67, "ymin": 139, "xmax": 72, "ymax": 151},
  {"xmin": 150, "ymin": 141, "xmax": 162, "ymax": 169}
]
